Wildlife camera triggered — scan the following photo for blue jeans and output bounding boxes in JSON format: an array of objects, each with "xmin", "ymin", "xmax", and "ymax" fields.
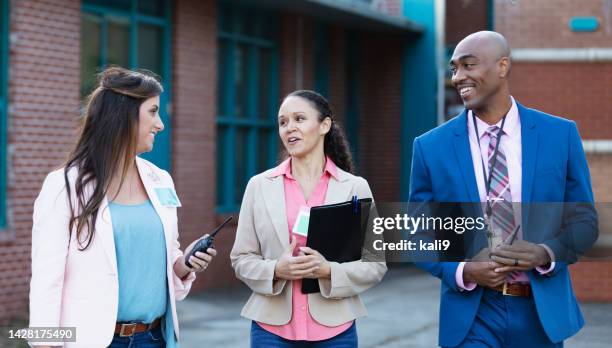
[
  {"xmin": 107, "ymin": 326, "xmax": 166, "ymax": 348},
  {"xmin": 251, "ymin": 321, "xmax": 358, "ymax": 348}
]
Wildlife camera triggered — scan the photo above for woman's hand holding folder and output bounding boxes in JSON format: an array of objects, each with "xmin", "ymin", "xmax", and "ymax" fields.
[
  {"xmin": 274, "ymin": 236, "xmax": 330, "ymax": 280},
  {"xmin": 298, "ymin": 246, "xmax": 331, "ymax": 279}
]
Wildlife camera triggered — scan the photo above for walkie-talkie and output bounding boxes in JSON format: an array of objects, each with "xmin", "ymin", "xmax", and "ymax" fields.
[{"xmin": 185, "ymin": 216, "xmax": 233, "ymax": 268}]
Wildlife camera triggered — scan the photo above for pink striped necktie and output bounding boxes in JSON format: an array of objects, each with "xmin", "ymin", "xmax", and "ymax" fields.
[
  {"xmin": 486, "ymin": 126, "xmax": 525, "ymax": 282},
  {"xmin": 486, "ymin": 125, "xmax": 515, "ymax": 241}
]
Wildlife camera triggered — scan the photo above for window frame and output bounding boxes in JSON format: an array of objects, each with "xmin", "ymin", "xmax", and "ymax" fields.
[
  {"xmin": 81, "ymin": 0, "xmax": 173, "ymax": 171},
  {"xmin": 216, "ymin": 5, "xmax": 280, "ymax": 213}
]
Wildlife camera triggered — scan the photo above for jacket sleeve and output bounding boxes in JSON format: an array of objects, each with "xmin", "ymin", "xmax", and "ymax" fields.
[
  {"xmin": 29, "ymin": 171, "xmax": 71, "ymax": 345},
  {"xmin": 318, "ymin": 177, "xmax": 387, "ymax": 299},
  {"xmin": 164, "ymin": 171, "xmax": 196, "ymax": 301},
  {"xmin": 408, "ymin": 137, "xmax": 465, "ymax": 291},
  {"xmin": 230, "ymin": 177, "xmax": 287, "ymax": 296},
  {"xmin": 542, "ymin": 122, "xmax": 598, "ymax": 265}
]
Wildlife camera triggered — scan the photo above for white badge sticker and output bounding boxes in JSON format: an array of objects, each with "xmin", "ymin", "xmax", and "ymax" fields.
[{"xmin": 292, "ymin": 207, "xmax": 310, "ymax": 237}]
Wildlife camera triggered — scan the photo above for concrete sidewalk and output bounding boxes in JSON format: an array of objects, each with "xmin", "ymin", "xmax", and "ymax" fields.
[{"xmin": 177, "ymin": 267, "xmax": 611, "ymax": 347}]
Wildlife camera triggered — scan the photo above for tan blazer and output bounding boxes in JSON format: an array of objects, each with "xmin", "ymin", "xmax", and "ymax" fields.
[{"xmin": 230, "ymin": 164, "xmax": 387, "ymax": 326}]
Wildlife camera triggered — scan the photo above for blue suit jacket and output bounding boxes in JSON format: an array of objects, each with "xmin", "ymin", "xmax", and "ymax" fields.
[{"xmin": 408, "ymin": 102, "xmax": 597, "ymax": 347}]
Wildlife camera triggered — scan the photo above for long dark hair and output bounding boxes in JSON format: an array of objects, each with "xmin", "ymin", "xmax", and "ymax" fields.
[
  {"xmin": 285, "ymin": 90, "xmax": 355, "ymax": 174},
  {"xmin": 65, "ymin": 67, "xmax": 163, "ymax": 250}
]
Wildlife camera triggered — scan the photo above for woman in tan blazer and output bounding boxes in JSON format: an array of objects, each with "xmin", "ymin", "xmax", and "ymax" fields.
[{"xmin": 230, "ymin": 90, "xmax": 387, "ymax": 347}]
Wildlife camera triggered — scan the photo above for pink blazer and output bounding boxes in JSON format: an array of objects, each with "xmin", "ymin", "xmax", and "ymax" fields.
[{"xmin": 29, "ymin": 157, "xmax": 195, "ymax": 347}]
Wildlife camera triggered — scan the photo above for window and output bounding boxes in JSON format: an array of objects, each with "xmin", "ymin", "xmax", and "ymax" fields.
[
  {"xmin": 217, "ymin": 5, "xmax": 279, "ymax": 212},
  {"xmin": 81, "ymin": 0, "xmax": 172, "ymax": 170},
  {"xmin": 0, "ymin": 0, "xmax": 9, "ymax": 229}
]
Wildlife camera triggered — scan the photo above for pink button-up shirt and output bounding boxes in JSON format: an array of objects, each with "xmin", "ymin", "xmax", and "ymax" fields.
[
  {"xmin": 257, "ymin": 157, "xmax": 353, "ymax": 341},
  {"xmin": 456, "ymin": 97, "xmax": 555, "ymax": 290}
]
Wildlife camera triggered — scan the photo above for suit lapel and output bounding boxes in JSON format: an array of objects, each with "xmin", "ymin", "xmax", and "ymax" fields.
[
  {"xmin": 518, "ymin": 104, "xmax": 538, "ymax": 235},
  {"xmin": 519, "ymin": 103, "xmax": 538, "ymax": 204},
  {"xmin": 451, "ymin": 111, "xmax": 488, "ymax": 253},
  {"xmin": 324, "ymin": 169, "xmax": 352, "ymax": 204},
  {"xmin": 262, "ymin": 175, "xmax": 290, "ymax": 249},
  {"xmin": 452, "ymin": 111, "xmax": 480, "ymax": 202}
]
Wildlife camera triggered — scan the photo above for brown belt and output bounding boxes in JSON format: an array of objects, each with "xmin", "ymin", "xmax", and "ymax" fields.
[
  {"xmin": 490, "ymin": 282, "xmax": 531, "ymax": 297},
  {"xmin": 114, "ymin": 317, "xmax": 161, "ymax": 337}
]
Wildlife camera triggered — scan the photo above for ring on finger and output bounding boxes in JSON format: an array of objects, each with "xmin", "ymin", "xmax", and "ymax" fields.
[{"xmin": 514, "ymin": 258, "xmax": 518, "ymax": 266}]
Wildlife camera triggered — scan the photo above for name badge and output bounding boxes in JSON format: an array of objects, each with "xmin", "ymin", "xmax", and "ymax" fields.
[
  {"xmin": 155, "ymin": 188, "xmax": 182, "ymax": 207},
  {"xmin": 292, "ymin": 207, "xmax": 310, "ymax": 237}
]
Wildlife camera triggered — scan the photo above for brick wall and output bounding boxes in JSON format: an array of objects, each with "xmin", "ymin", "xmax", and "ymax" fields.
[
  {"xmin": 328, "ymin": 26, "xmax": 347, "ymax": 126},
  {"xmin": 279, "ymin": 19, "xmax": 348, "ymax": 126},
  {"xmin": 570, "ymin": 262, "xmax": 612, "ymax": 301},
  {"xmin": 358, "ymin": 33, "xmax": 403, "ymax": 201},
  {"xmin": 509, "ymin": 63, "xmax": 612, "ymax": 139},
  {"xmin": 0, "ymin": 0, "xmax": 81, "ymax": 324},
  {"xmin": 279, "ymin": 13, "xmax": 316, "ymax": 96},
  {"xmin": 279, "ymin": 13, "xmax": 298, "ymax": 96},
  {"xmin": 171, "ymin": 0, "xmax": 240, "ymax": 291},
  {"xmin": 495, "ymin": 0, "xmax": 612, "ymax": 48},
  {"xmin": 588, "ymin": 154, "xmax": 612, "ymax": 202},
  {"xmin": 302, "ymin": 18, "xmax": 315, "ymax": 92},
  {"xmin": 570, "ymin": 155, "xmax": 612, "ymax": 302},
  {"xmin": 446, "ymin": 0, "xmax": 490, "ymax": 46}
]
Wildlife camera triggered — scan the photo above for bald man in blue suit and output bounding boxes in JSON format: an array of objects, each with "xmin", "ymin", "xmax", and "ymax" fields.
[{"xmin": 409, "ymin": 31, "xmax": 597, "ymax": 347}]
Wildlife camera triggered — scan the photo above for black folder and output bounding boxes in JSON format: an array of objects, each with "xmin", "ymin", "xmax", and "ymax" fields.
[{"xmin": 301, "ymin": 197, "xmax": 373, "ymax": 294}]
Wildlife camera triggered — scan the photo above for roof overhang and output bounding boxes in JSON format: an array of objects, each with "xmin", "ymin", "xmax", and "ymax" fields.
[{"xmin": 221, "ymin": 0, "xmax": 424, "ymax": 34}]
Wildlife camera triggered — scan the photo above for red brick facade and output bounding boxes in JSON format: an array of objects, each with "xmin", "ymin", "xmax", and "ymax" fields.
[
  {"xmin": 0, "ymin": 0, "xmax": 81, "ymax": 324},
  {"xmin": 358, "ymin": 33, "xmax": 403, "ymax": 202},
  {"xmin": 509, "ymin": 63, "xmax": 612, "ymax": 139},
  {"xmin": 495, "ymin": 0, "xmax": 612, "ymax": 48},
  {"xmin": 571, "ymin": 154, "xmax": 612, "ymax": 302},
  {"xmin": 328, "ymin": 26, "xmax": 348, "ymax": 126},
  {"xmin": 172, "ymin": 0, "xmax": 232, "ymax": 291},
  {"xmin": 446, "ymin": 0, "xmax": 490, "ymax": 46}
]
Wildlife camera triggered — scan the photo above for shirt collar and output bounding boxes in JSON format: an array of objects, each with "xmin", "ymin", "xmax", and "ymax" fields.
[
  {"xmin": 468, "ymin": 96, "xmax": 520, "ymax": 140},
  {"xmin": 269, "ymin": 156, "xmax": 339, "ymax": 181}
]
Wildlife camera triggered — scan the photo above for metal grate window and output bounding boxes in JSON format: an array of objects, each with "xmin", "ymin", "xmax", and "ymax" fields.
[{"xmin": 216, "ymin": 4, "xmax": 280, "ymax": 212}]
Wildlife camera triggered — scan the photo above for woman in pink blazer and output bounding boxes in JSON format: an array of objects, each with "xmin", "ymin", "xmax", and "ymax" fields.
[{"xmin": 29, "ymin": 67, "xmax": 214, "ymax": 347}]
